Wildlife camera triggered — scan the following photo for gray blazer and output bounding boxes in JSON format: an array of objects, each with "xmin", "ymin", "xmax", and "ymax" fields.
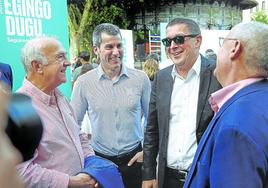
[{"xmin": 142, "ymin": 55, "xmax": 221, "ymax": 188}]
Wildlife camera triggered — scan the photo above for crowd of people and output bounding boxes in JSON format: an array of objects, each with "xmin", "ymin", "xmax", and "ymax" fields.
[{"xmin": 0, "ymin": 17, "xmax": 268, "ymax": 188}]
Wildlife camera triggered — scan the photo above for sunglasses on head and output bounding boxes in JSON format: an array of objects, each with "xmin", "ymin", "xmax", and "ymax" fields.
[{"xmin": 162, "ymin": 34, "xmax": 199, "ymax": 47}]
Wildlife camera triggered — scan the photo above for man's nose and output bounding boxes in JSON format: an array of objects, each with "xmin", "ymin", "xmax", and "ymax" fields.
[
  {"xmin": 112, "ymin": 47, "xmax": 120, "ymax": 55},
  {"xmin": 63, "ymin": 59, "xmax": 71, "ymax": 67},
  {"xmin": 170, "ymin": 40, "xmax": 179, "ymax": 48}
]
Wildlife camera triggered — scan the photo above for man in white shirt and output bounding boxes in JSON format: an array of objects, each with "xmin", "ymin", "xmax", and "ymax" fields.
[{"xmin": 142, "ymin": 17, "xmax": 221, "ymax": 188}]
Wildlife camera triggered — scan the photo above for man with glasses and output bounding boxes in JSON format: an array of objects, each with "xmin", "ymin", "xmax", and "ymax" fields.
[
  {"xmin": 142, "ymin": 18, "xmax": 221, "ymax": 188},
  {"xmin": 184, "ymin": 21, "xmax": 268, "ymax": 188},
  {"xmin": 16, "ymin": 37, "xmax": 99, "ymax": 188}
]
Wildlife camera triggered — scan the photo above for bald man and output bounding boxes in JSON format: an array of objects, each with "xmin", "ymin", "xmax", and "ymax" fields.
[{"xmin": 184, "ymin": 21, "xmax": 268, "ymax": 188}]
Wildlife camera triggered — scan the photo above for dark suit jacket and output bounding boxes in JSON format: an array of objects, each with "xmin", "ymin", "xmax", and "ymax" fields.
[
  {"xmin": 142, "ymin": 55, "xmax": 221, "ymax": 188},
  {"xmin": 184, "ymin": 80, "xmax": 268, "ymax": 188},
  {"xmin": 0, "ymin": 62, "xmax": 13, "ymax": 90}
]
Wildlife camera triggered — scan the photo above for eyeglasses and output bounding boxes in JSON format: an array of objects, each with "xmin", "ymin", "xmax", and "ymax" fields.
[
  {"xmin": 45, "ymin": 53, "xmax": 68, "ymax": 66},
  {"xmin": 219, "ymin": 37, "xmax": 238, "ymax": 47},
  {"xmin": 52, "ymin": 53, "xmax": 67, "ymax": 62},
  {"xmin": 162, "ymin": 34, "xmax": 199, "ymax": 47}
]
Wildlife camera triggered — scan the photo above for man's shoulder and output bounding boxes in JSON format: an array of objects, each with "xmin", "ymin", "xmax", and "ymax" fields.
[
  {"xmin": 0, "ymin": 62, "xmax": 11, "ymax": 71},
  {"xmin": 0, "ymin": 62, "xmax": 10, "ymax": 67},
  {"xmin": 76, "ymin": 68, "xmax": 98, "ymax": 82},
  {"xmin": 127, "ymin": 67, "xmax": 145, "ymax": 74},
  {"xmin": 124, "ymin": 68, "xmax": 151, "ymax": 88},
  {"xmin": 220, "ymin": 82, "xmax": 268, "ymax": 123},
  {"xmin": 126, "ymin": 67, "xmax": 148, "ymax": 79},
  {"xmin": 217, "ymin": 90, "xmax": 268, "ymax": 145},
  {"xmin": 200, "ymin": 55, "xmax": 216, "ymax": 70},
  {"xmin": 157, "ymin": 64, "xmax": 173, "ymax": 76}
]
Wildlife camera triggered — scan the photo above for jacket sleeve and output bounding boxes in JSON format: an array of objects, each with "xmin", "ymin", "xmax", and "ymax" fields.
[
  {"xmin": 142, "ymin": 75, "xmax": 159, "ymax": 180},
  {"xmin": 210, "ymin": 128, "xmax": 267, "ymax": 188},
  {"xmin": 141, "ymin": 73, "xmax": 151, "ymax": 130}
]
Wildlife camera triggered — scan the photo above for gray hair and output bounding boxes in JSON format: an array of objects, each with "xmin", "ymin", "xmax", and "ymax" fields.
[
  {"xmin": 166, "ymin": 18, "xmax": 201, "ymax": 35},
  {"xmin": 92, "ymin": 23, "xmax": 122, "ymax": 47},
  {"xmin": 21, "ymin": 37, "xmax": 61, "ymax": 72},
  {"xmin": 231, "ymin": 21, "xmax": 268, "ymax": 76}
]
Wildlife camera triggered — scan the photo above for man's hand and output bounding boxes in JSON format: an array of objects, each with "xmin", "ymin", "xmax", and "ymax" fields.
[
  {"xmin": 68, "ymin": 173, "xmax": 98, "ymax": 188},
  {"xmin": 142, "ymin": 179, "xmax": 157, "ymax": 188},
  {"xmin": 128, "ymin": 150, "xmax": 143, "ymax": 166}
]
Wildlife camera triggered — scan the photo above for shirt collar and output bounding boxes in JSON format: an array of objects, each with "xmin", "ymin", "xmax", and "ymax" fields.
[
  {"xmin": 97, "ymin": 63, "xmax": 129, "ymax": 80},
  {"xmin": 22, "ymin": 78, "xmax": 63, "ymax": 106},
  {"xmin": 171, "ymin": 54, "xmax": 201, "ymax": 80},
  {"xmin": 209, "ymin": 77, "xmax": 263, "ymax": 114}
]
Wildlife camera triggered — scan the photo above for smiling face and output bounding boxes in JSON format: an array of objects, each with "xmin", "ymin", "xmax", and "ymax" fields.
[
  {"xmin": 94, "ymin": 33, "xmax": 123, "ymax": 74},
  {"xmin": 165, "ymin": 23, "xmax": 201, "ymax": 74},
  {"xmin": 40, "ymin": 39, "xmax": 70, "ymax": 91}
]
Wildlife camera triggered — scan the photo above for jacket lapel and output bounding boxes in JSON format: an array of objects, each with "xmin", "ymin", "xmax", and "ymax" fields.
[
  {"xmin": 159, "ymin": 65, "xmax": 174, "ymax": 159},
  {"xmin": 161, "ymin": 65, "xmax": 174, "ymax": 123},
  {"xmin": 184, "ymin": 111, "xmax": 221, "ymax": 187},
  {"xmin": 196, "ymin": 57, "xmax": 212, "ymax": 128}
]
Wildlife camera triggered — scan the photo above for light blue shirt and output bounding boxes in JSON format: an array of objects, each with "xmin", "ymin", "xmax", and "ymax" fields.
[{"xmin": 71, "ymin": 64, "xmax": 151, "ymax": 155}]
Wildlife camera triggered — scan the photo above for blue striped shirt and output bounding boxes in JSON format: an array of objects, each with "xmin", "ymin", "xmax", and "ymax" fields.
[{"xmin": 71, "ymin": 64, "xmax": 151, "ymax": 155}]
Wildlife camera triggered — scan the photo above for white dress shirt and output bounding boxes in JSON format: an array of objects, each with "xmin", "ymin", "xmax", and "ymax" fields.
[{"xmin": 167, "ymin": 55, "xmax": 201, "ymax": 170}]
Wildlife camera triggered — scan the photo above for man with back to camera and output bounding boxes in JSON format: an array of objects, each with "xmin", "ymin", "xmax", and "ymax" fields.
[
  {"xmin": 184, "ymin": 21, "xmax": 268, "ymax": 188},
  {"xmin": 71, "ymin": 23, "xmax": 151, "ymax": 188},
  {"xmin": 142, "ymin": 18, "xmax": 221, "ymax": 188}
]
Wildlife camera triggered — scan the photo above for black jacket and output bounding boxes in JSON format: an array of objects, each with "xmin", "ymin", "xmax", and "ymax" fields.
[{"xmin": 142, "ymin": 55, "xmax": 221, "ymax": 188}]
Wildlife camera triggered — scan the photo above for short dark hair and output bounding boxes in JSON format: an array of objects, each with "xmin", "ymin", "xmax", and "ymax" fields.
[
  {"xmin": 166, "ymin": 18, "xmax": 201, "ymax": 35},
  {"xmin": 92, "ymin": 23, "xmax": 121, "ymax": 47},
  {"xmin": 79, "ymin": 51, "xmax": 90, "ymax": 62}
]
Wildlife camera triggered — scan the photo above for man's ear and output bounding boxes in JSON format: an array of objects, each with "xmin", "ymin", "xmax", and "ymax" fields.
[
  {"xmin": 93, "ymin": 45, "xmax": 99, "ymax": 56},
  {"xmin": 195, "ymin": 35, "xmax": 202, "ymax": 48},
  {"xmin": 230, "ymin": 40, "xmax": 242, "ymax": 60},
  {"xmin": 31, "ymin": 60, "xmax": 43, "ymax": 74}
]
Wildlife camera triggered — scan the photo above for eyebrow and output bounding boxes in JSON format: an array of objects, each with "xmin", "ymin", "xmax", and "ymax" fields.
[{"xmin": 57, "ymin": 51, "xmax": 67, "ymax": 55}]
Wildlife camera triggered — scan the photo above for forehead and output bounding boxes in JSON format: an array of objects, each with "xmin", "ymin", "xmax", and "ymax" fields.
[
  {"xmin": 100, "ymin": 33, "xmax": 122, "ymax": 45},
  {"xmin": 226, "ymin": 29, "xmax": 235, "ymax": 38},
  {"xmin": 166, "ymin": 24, "xmax": 189, "ymax": 37},
  {"xmin": 41, "ymin": 39, "xmax": 65, "ymax": 56}
]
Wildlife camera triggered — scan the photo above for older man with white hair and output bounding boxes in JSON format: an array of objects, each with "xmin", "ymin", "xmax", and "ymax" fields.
[{"xmin": 16, "ymin": 37, "xmax": 98, "ymax": 188}]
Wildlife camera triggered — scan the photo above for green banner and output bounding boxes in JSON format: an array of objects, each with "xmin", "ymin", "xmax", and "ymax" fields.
[{"xmin": 0, "ymin": 0, "xmax": 71, "ymax": 98}]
